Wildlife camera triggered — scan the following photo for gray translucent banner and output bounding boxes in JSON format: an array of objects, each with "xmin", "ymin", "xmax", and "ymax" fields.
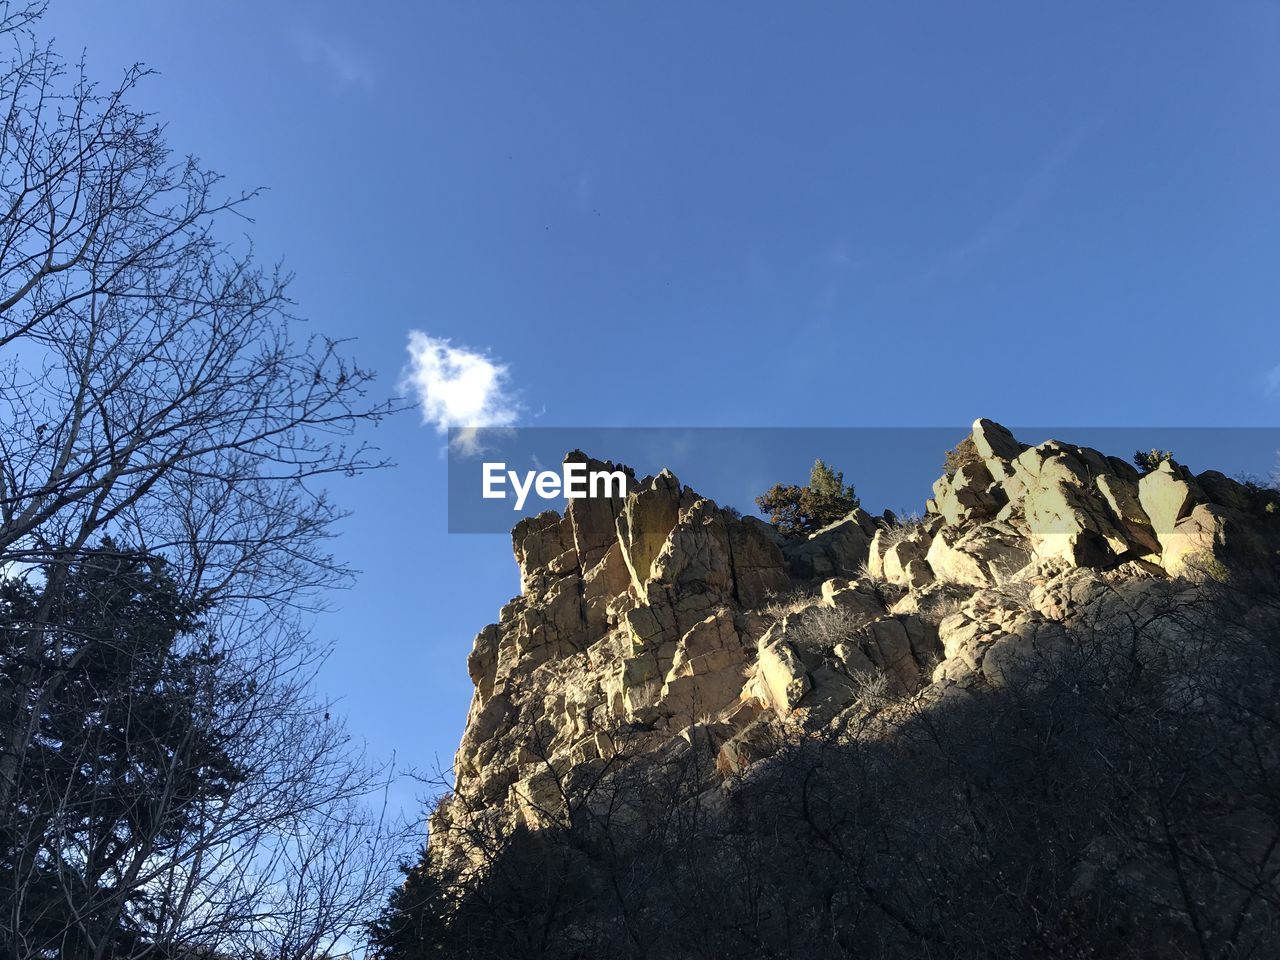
[{"xmin": 446, "ymin": 426, "xmax": 1280, "ymax": 534}]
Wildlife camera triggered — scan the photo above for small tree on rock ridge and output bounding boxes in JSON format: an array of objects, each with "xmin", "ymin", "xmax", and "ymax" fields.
[
  {"xmin": 942, "ymin": 436, "xmax": 981, "ymax": 477},
  {"xmin": 1134, "ymin": 448, "xmax": 1175, "ymax": 472},
  {"xmin": 756, "ymin": 459, "xmax": 859, "ymax": 537}
]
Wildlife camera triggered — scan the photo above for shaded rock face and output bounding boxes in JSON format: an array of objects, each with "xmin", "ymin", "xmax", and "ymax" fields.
[{"xmin": 433, "ymin": 422, "xmax": 1280, "ymax": 869}]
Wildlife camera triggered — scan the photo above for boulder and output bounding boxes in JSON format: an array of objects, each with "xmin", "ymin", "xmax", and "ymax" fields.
[
  {"xmin": 1096, "ymin": 473, "xmax": 1161, "ymax": 557},
  {"xmin": 1138, "ymin": 460, "xmax": 1200, "ymax": 537},
  {"xmin": 882, "ymin": 535, "xmax": 931, "ymax": 587},
  {"xmin": 867, "ymin": 526, "xmax": 890, "ymax": 579},
  {"xmin": 859, "ymin": 614, "xmax": 939, "ymax": 690},
  {"xmin": 972, "ymin": 418, "xmax": 1024, "ymax": 461},
  {"xmin": 980, "ymin": 621, "xmax": 1071, "ymax": 688},
  {"xmin": 902, "ymin": 558, "xmax": 935, "ymax": 589},
  {"xmin": 1160, "ymin": 503, "xmax": 1241, "ymax": 579},
  {"xmin": 935, "ymin": 460, "xmax": 1005, "ymax": 526},
  {"xmin": 926, "ymin": 523, "xmax": 1031, "ymax": 587},
  {"xmin": 616, "ymin": 470, "xmax": 683, "ymax": 593},
  {"xmin": 753, "ymin": 639, "xmax": 811, "ymax": 715},
  {"xmin": 658, "ymin": 609, "xmax": 748, "ymax": 722},
  {"xmin": 1021, "ymin": 452, "xmax": 1129, "ymax": 566},
  {"xmin": 783, "ymin": 513, "xmax": 872, "ymax": 581},
  {"xmin": 1196, "ymin": 470, "xmax": 1253, "ymax": 512},
  {"xmin": 820, "ymin": 577, "xmax": 887, "ymax": 621}
]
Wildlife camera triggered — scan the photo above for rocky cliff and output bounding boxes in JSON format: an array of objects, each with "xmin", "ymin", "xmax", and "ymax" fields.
[{"xmin": 430, "ymin": 420, "xmax": 1280, "ymax": 880}]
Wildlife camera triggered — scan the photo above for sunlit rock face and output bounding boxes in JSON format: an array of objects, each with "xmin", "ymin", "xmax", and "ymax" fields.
[{"xmin": 431, "ymin": 420, "xmax": 1280, "ymax": 871}]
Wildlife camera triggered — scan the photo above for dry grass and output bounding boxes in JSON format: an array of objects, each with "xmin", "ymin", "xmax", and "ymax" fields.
[
  {"xmin": 989, "ymin": 560, "xmax": 1036, "ymax": 606},
  {"xmin": 855, "ymin": 561, "xmax": 910, "ymax": 608},
  {"xmin": 922, "ymin": 592, "xmax": 967, "ymax": 621},
  {"xmin": 848, "ymin": 667, "xmax": 892, "ymax": 713},
  {"xmin": 855, "ymin": 559, "xmax": 884, "ymax": 585},
  {"xmin": 762, "ymin": 589, "xmax": 816, "ymax": 621},
  {"xmin": 786, "ymin": 604, "xmax": 863, "ymax": 654},
  {"xmin": 878, "ymin": 513, "xmax": 927, "ymax": 548}
]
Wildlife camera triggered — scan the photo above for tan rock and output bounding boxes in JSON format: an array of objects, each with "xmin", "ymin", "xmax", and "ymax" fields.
[
  {"xmin": 971, "ymin": 418, "xmax": 1024, "ymax": 461},
  {"xmin": 616, "ymin": 470, "xmax": 683, "ymax": 593},
  {"xmin": 1022, "ymin": 453, "xmax": 1129, "ymax": 565},
  {"xmin": 582, "ymin": 541, "xmax": 631, "ymax": 630},
  {"xmin": 433, "ymin": 428, "xmax": 1280, "ymax": 876},
  {"xmin": 1096, "ymin": 473, "xmax": 1161, "ymax": 556},
  {"xmin": 882, "ymin": 536, "xmax": 930, "ymax": 586},
  {"xmin": 821, "ymin": 578, "xmax": 887, "ymax": 621},
  {"xmin": 867, "ymin": 526, "xmax": 890, "ymax": 580},
  {"xmin": 754, "ymin": 639, "xmax": 811, "ymax": 714},
  {"xmin": 935, "ymin": 460, "xmax": 1004, "ymax": 526},
  {"xmin": 624, "ymin": 603, "xmax": 668, "ymax": 653},
  {"xmin": 620, "ymin": 652, "xmax": 664, "ymax": 720},
  {"xmin": 861, "ymin": 615, "xmax": 936, "ymax": 688},
  {"xmin": 650, "ymin": 499, "xmax": 734, "ymax": 593},
  {"xmin": 889, "ymin": 579, "xmax": 973, "ymax": 619},
  {"xmin": 980, "ymin": 621, "xmax": 1071, "ymax": 687},
  {"xmin": 510, "ymin": 767, "xmax": 566, "ymax": 827},
  {"xmin": 783, "ymin": 513, "xmax": 872, "ymax": 580},
  {"xmin": 725, "ymin": 515, "xmax": 791, "ymax": 607},
  {"xmin": 902, "ymin": 558, "xmax": 935, "ymax": 589},
  {"xmin": 1138, "ymin": 460, "xmax": 1200, "ymax": 536},
  {"xmin": 564, "ymin": 452, "xmax": 633, "ymax": 569},
  {"xmin": 926, "ymin": 523, "xmax": 1031, "ymax": 587},
  {"xmin": 512, "ymin": 510, "xmax": 575, "ymax": 591},
  {"xmin": 467, "ymin": 624, "xmax": 501, "ymax": 699},
  {"xmin": 1159, "ymin": 503, "xmax": 1233, "ymax": 579},
  {"xmin": 716, "ymin": 717, "xmax": 780, "ymax": 777},
  {"xmin": 659, "ymin": 610, "xmax": 748, "ymax": 721}
]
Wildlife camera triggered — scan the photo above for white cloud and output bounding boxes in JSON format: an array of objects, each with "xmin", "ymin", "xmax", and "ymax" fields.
[{"xmin": 402, "ymin": 332, "xmax": 520, "ymax": 452}]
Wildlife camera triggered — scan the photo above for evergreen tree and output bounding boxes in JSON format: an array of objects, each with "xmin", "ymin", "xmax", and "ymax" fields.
[
  {"xmin": 368, "ymin": 854, "xmax": 451, "ymax": 959},
  {"xmin": 756, "ymin": 459, "xmax": 860, "ymax": 536},
  {"xmin": 0, "ymin": 543, "xmax": 241, "ymax": 958},
  {"xmin": 1133, "ymin": 448, "xmax": 1175, "ymax": 472}
]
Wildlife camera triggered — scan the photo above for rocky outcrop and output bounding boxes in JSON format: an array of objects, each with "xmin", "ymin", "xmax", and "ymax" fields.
[{"xmin": 432, "ymin": 421, "xmax": 1280, "ymax": 872}]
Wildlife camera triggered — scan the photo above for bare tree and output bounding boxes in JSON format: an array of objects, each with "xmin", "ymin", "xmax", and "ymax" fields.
[{"xmin": 0, "ymin": 4, "xmax": 409, "ymax": 957}]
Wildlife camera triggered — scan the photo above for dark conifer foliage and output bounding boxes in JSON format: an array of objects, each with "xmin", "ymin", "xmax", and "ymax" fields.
[{"xmin": 756, "ymin": 459, "xmax": 860, "ymax": 536}]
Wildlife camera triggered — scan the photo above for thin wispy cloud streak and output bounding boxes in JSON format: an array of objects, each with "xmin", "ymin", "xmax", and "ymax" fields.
[
  {"xmin": 401, "ymin": 332, "xmax": 521, "ymax": 454},
  {"xmin": 1264, "ymin": 363, "xmax": 1280, "ymax": 398},
  {"xmin": 292, "ymin": 27, "xmax": 374, "ymax": 89},
  {"xmin": 920, "ymin": 116, "xmax": 1103, "ymax": 286}
]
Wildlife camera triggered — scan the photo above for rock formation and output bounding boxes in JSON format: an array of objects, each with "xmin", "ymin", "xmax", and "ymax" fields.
[{"xmin": 430, "ymin": 420, "xmax": 1280, "ymax": 891}]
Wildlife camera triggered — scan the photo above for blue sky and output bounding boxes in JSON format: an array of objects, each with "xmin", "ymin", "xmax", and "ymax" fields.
[{"xmin": 39, "ymin": 2, "xmax": 1280, "ymax": 817}]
